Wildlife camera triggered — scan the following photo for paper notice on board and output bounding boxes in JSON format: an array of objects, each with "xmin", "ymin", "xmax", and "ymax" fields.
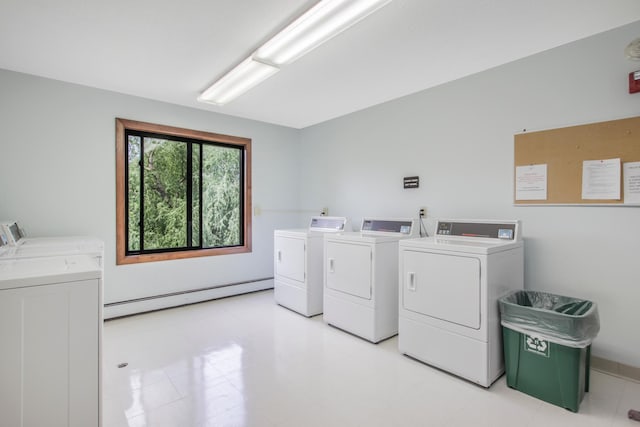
[
  {"xmin": 623, "ymin": 161, "xmax": 640, "ymax": 204},
  {"xmin": 581, "ymin": 158, "xmax": 621, "ymax": 200},
  {"xmin": 515, "ymin": 164, "xmax": 547, "ymax": 200}
]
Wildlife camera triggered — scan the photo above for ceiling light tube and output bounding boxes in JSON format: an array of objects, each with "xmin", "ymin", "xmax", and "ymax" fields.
[
  {"xmin": 198, "ymin": 57, "xmax": 279, "ymax": 105},
  {"xmin": 253, "ymin": 0, "xmax": 393, "ymax": 66}
]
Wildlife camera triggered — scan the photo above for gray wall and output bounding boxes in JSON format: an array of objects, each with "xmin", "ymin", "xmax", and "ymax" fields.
[
  {"xmin": 0, "ymin": 69, "xmax": 302, "ymax": 312},
  {"xmin": 298, "ymin": 21, "xmax": 640, "ymax": 366}
]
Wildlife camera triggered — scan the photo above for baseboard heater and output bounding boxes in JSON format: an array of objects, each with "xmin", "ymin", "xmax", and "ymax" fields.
[{"xmin": 104, "ymin": 277, "xmax": 274, "ymax": 319}]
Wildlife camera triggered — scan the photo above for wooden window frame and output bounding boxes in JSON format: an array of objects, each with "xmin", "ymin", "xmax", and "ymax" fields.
[{"xmin": 115, "ymin": 118, "xmax": 252, "ymax": 265}]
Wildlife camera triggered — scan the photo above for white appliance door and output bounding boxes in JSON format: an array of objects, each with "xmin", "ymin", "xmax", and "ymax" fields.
[
  {"xmin": 326, "ymin": 241, "xmax": 372, "ymax": 299},
  {"xmin": 275, "ymin": 236, "xmax": 305, "ymax": 283},
  {"xmin": 402, "ymin": 250, "xmax": 481, "ymax": 329},
  {"xmin": 0, "ymin": 279, "xmax": 100, "ymax": 427}
]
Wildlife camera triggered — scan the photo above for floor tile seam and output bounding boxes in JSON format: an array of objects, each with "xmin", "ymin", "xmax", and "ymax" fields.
[
  {"xmin": 165, "ymin": 368, "xmax": 237, "ymax": 400},
  {"xmin": 124, "ymin": 393, "xmax": 190, "ymax": 423},
  {"xmin": 103, "ymin": 371, "xmax": 177, "ymax": 400},
  {"xmin": 122, "ymin": 395, "xmax": 181, "ymax": 421},
  {"xmin": 616, "ymin": 380, "xmax": 640, "ymax": 419}
]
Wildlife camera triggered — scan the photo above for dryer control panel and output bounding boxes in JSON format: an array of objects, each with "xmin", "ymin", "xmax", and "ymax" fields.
[
  {"xmin": 360, "ymin": 218, "xmax": 418, "ymax": 236},
  {"xmin": 0, "ymin": 221, "xmax": 24, "ymax": 246},
  {"xmin": 309, "ymin": 216, "xmax": 349, "ymax": 232},
  {"xmin": 436, "ymin": 220, "xmax": 519, "ymax": 241}
]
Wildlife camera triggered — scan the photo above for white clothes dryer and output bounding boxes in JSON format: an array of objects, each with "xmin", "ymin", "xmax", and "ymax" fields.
[
  {"xmin": 274, "ymin": 216, "xmax": 349, "ymax": 317},
  {"xmin": 398, "ymin": 219, "xmax": 524, "ymax": 387},
  {"xmin": 324, "ymin": 218, "xmax": 419, "ymax": 343}
]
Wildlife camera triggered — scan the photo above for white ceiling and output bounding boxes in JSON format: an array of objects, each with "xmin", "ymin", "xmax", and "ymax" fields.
[{"xmin": 2, "ymin": 0, "xmax": 640, "ymax": 129}]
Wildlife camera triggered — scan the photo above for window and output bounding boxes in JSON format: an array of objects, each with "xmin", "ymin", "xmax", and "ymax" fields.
[{"xmin": 116, "ymin": 118, "xmax": 251, "ymax": 264}]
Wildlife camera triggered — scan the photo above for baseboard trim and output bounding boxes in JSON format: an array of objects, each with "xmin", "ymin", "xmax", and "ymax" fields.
[
  {"xmin": 592, "ymin": 356, "xmax": 640, "ymax": 382},
  {"xmin": 104, "ymin": 278, "xmax": 274, "ymax": 319}
]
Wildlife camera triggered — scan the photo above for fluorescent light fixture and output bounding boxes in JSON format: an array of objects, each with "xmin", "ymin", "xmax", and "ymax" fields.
[
  {"xmin": 197, "ymin": 0, "xmax": 392, "ymax": 105},
  {"xmin": 198, "ymin": 57, "xmax": 279, "ymax": 105},
  {"xmin": 254, "ymin": 0, "xmax": 393, "ymax": 66}
]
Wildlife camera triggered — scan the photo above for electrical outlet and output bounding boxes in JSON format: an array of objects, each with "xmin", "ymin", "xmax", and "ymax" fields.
[
  {"xmin": 419, "ymin": 207, "xmax": 426, "ymax": 218},
  {"xmin": 321, "ymin": 207, "xmax": 328, "ymax": 216}
]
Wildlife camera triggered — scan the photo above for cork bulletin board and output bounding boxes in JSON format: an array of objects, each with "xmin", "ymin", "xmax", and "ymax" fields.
[{"xmin": 514, "ymin": 116, "xmax": 640, "ymax": 205}]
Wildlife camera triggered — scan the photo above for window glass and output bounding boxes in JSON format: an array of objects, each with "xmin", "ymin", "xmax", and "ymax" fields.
[
  {"xmin": 192, "ymin": 143, "xmax": 201, "ymax": 247},
  {"xmin": 127, "ymin": 135, "xmax": 141, "ymax": 252},
  {"xmin": 116, "ymin": 118, "xmax": 251, "ymax": 264},
  {"xmin": 202, "ymin": 144, "xmax": 242, "ymax": 248},
  {"xmin": 142, "ymin": 138, "xmax": 188, "ymax": 251}
]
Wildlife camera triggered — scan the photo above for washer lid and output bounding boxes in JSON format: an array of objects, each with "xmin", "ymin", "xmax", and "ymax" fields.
[
  {"xmin": 327, "ymin": 231, "xmax": 413, "ymax": 243},
  {"xmin": 275, "ymin": 216, "xmax": 350, "ymax": 237},
  {"xmin": 400, "ymin": 236, "xmax": 522, "ymax": 254},
  {"xmin": 0, "ymin": 238, "xmax": 104, "ymax": 259},
  {"xmin": 0, "ymin": 254, "xmax": 102, "ymax": 290}
]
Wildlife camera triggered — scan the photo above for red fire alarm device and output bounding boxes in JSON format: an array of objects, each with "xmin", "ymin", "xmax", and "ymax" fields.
[{"xmin": 629, "ymin": 70, "xmax": 640, "ymax": 93}]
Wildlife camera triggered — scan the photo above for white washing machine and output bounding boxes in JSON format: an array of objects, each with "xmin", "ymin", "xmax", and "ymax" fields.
[
  {"xmin": 274, "ymin": 216, "xmax": 349, "ymax": 317},
  {"xmin": 0, "ymin": 254, "xmax": 103, "ymax": 426},
  {"xmin": 0, "ymin": 220, "xmax": 103, "ymax": 263},
  {"xmin": 398, "ymin": 219, "xmax": 524, "ymax": 387},
  {"xmin": 324, "ymin": 217, "xmax": 419, "ymax": 343}
]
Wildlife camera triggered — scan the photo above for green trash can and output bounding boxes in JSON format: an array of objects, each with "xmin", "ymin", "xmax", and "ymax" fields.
[{"xmin": 499, "ymin": 291, "xmax": 600, "ymax": 412}]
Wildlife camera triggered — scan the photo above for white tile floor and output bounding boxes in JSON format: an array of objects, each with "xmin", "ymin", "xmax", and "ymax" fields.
[{"xmin": 103, "ymin": 290, "xmax": 640, "ymax": 427}]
